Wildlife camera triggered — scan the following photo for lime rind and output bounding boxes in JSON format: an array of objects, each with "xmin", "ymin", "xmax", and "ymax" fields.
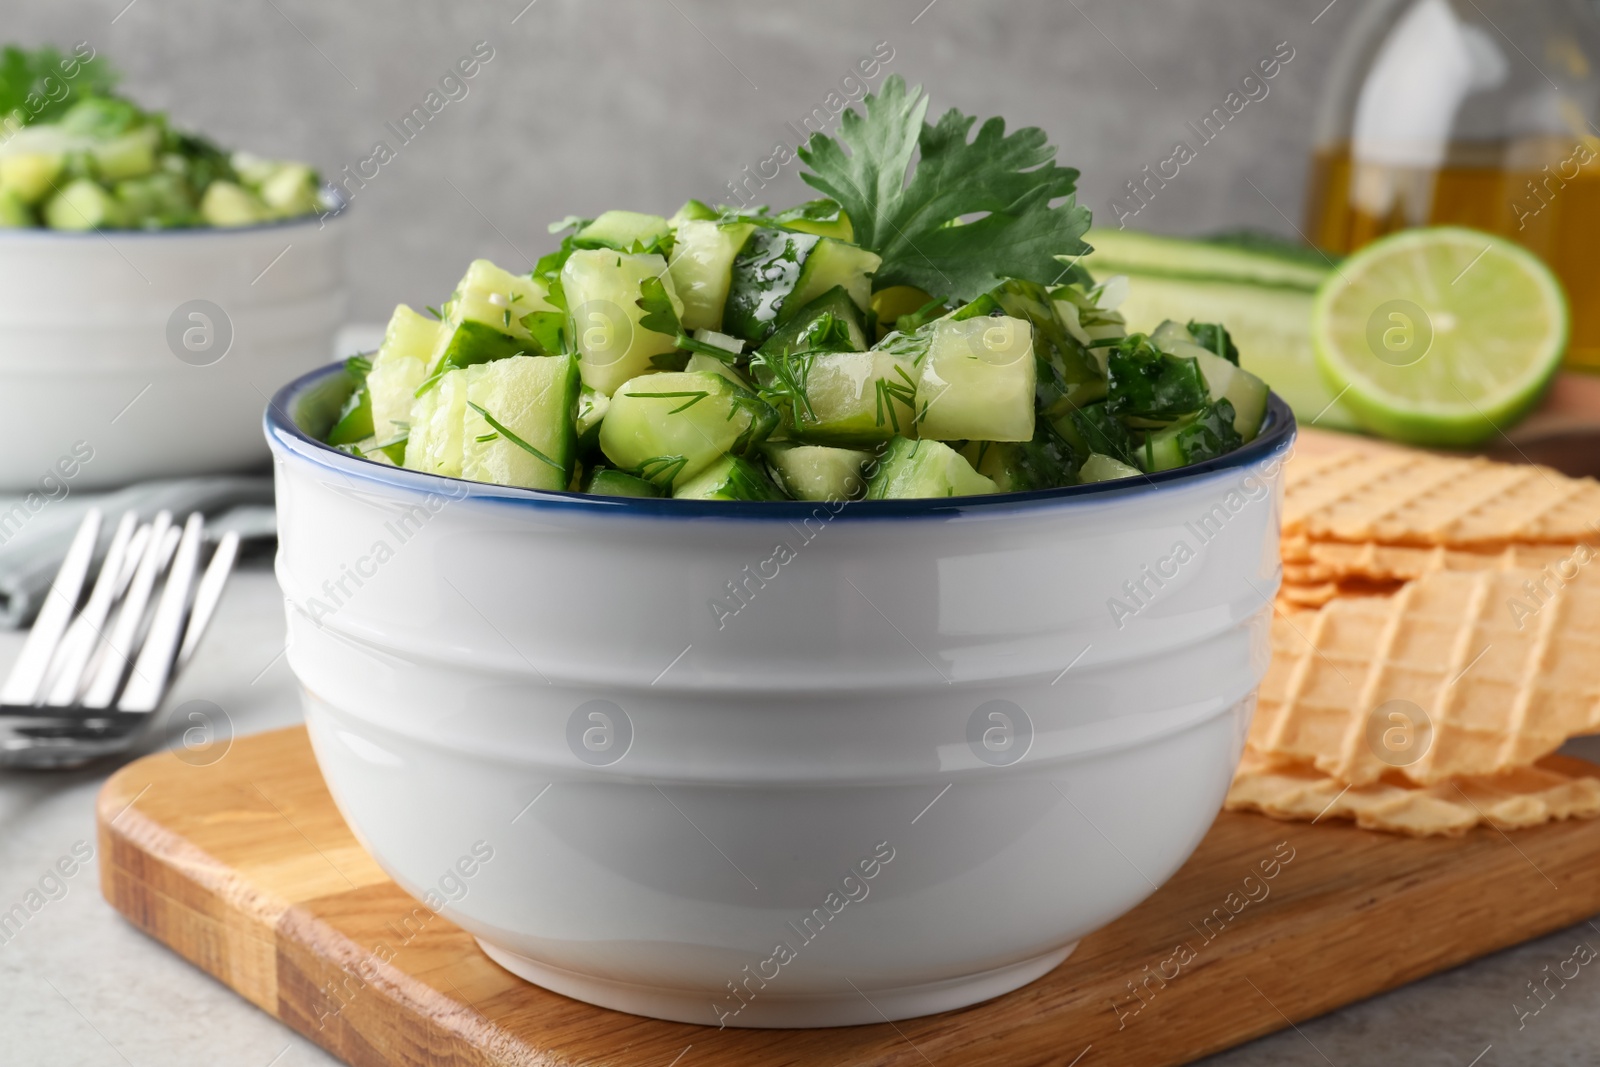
[{"xmin": 1311, "ymin": 226, "xmax": 1568, "ymax": 447}]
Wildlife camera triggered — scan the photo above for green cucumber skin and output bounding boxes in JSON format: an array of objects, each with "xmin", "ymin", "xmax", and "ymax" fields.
[
  {"xmin": 598, "ymin": 371, "xmax": 779, "ymax": 490},
  {"xmin": 867, "ymin": 437, "xmax": 997, "ymax": 500},
  {"xmin": 763, "ymin": 444, "xmax": 872, "ymax": 502},
  {"xmin": 586, "ymin": 469, "xmax": 662, "ymax": 498},
  {"xmin": 575, "ymin": 210, "xmax": 670, "ymax": 252},
  {"xmin": 326, "ymin": 384, "xmax": 374, "ymax": 446},
  {"xmin": 1077, "ymin": 452, "xmax": 1143, "ymax": 483},
  {"xmin": 755, "ymin": 286, "xmax": 869, "ymax": 360},
  {"xmin": 674, "ymin": 455, "xmax": 785, "ymax": 501},
  {"xmin": 723, "ymin": 227, "xmax": 821, "ymax": 345},
  {"xmin": 435, "ymin": 320, "xmax": 530, "ymax": 372}
]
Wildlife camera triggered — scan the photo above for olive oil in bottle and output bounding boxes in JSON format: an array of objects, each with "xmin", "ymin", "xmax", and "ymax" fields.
[{"xmin": 1306, "ymin": 0, "xmax": 1600, "ymax": 368}]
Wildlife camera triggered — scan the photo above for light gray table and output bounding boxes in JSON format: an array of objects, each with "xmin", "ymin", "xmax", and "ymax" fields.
[{"xmin": 1, "ymin": 563, "xmax": 1596, "ymax": 1066}]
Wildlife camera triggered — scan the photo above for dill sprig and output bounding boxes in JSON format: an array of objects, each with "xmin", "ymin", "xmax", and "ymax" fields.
[{"xmin": 467, "ymin": 401, "xmax": 564, "ymax": 472}]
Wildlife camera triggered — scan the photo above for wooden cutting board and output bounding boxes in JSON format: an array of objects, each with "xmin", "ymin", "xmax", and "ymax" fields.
[{"xmin": 97, "ymin": 726, "xmax": 1600, "ymax": 1066}]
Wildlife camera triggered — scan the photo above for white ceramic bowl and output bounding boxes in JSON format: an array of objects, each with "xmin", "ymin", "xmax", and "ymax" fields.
[
  {"xmin": 0, "ymin": 215, "xmax": 345, "ymax": 492},
  {"xmin": 267, "ymin": 365, "xmax": 1293, "ymax": 1028}
]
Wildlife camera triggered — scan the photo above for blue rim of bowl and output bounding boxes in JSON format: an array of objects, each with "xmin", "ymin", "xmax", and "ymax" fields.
[
  {"xmin": 266, "ymin": 362, "xmax": 1299, "ymax": 520},
  {"xmin": 0, "ymin": 185, "xmax": 347, "ymax": 239}
]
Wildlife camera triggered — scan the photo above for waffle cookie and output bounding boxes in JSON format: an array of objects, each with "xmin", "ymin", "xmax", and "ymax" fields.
[
  {"xmin": 1281, "ymin": 536, "xmax": 1592, "ymax": 587},
  {"xmin": 1226, "ymin": 750, "xmax": 1600, "ymax": 837},
  {"xmin": 1284, "ymin": 450, "xmax": 1600, "ymax": 549},
  {"xmin": 1278, "ymin": 577, "xmax": 1399, "ymax": 609},
  {"xmin": 1250, "ymin": 568, "xmax": 1600, "ymax": 786}
]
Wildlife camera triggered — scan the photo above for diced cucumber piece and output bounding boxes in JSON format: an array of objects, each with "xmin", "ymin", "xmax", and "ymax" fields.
[
  {"xmin": 576, "ymin": 384, "xmax": 610, "ymax": 452},
  {"xmin": 914, "ymin": 315, "xmax": 1037, "ymax": 442},
  {"xmin": 326, "ymin": 370, "xmax": 373, "ymax": 447},
  {"xmin": 114, "ymin": 173, "xmax": 193, "ymax": 227},
  {"xmin": 231, "ymin": 152, "xmax": 278, "ymax": 187},
  {"xmin": 1138, "ymin": 401, "xmax": 1243, "ymax": 473},
  {"xmin": 686, "ymin": 352, "xmax": 753, "ymax": 389},
  {"xmin": 599, "ymin": 370, "xmax": 777, "ymax": 489},
  {"xmin": 562, "ymin": 249, "xmax": 684, "ymax": 395},
  {"xmin": 1191, "ymin": 347, "xmax": 1267, "ymax": 441},
  {"xmin": 790, "ymin": 236, "xmax": 878, "ymax": 319},
  {"xmin": 461, "ymin": 354, "xmax": 581, "ymax": 491},
  {"xmin": 956, "ymin": 279, "xmax": 1104, "ymax": 414},
  {"xmin": 667, "ymin": 219, "xmax": 756, "ymax": 332},
  {"xmin": 1150, "ymin": 328, "xmax": 1267, "ymax": 441},
  {"xmin": 439, "ymin": 258, "xmax": 553, "ymax": 347},
  {"xmin": 44, "ymin": 178, "xmax": 122, "ymax": 230},
  {"xmin": 723, "ymin": 228, "xmax": 817, "ymax": 344},
  {"xmin": 781, "ymin": 350, "xmax": 919, "ymax": 447},
  {"xmin": 199, "ymin": 180, "xmax": 269, "ymax": 227},
  {"xmin": 0, "ymin": 190, "xmax": 33, "ymax": 228},
  {"xmin": 692, "ymin": 328, "xmax": 744, "ymax": 354},
  {"xmin": 867, "ymin": 438, "xmax": 998, "ymax": 500},
  {"xmin": 1149, "ymin": 320, "xmax": 1191, "ymax": 351},
  {"xmin": 1078, "ymin": 453, "xmax": 1143, "ymax": 483},
  {"xmin": 369, "ymin": 305, "xmax": 441, "ymax": 439},
  {"xmin": 674, "ymin": 455, "xmax": 784, "ymax": 501},
  {"xmin": 259, "ymin": 163, "xmax": 321, "ymax": 217},
  {"xmin": 404, "ymin": 369, "xmax": 470, "ymax": 478},
  {"xmin": 92, "ymin": 126, "xmax": 160, "ymax": 182},
  {"xmin": 756, "ymin": 286, "xmax": 869, "ymax": 358},
  {"xmin": 764, "ymin": 443, "xmax": 873, "ymax": 501},
  {"xmin": 772, "ymin": 199, "xmax": 853, "ymax": 241},
  {"xmin": 426, "ymin": 260, "xmax": 556, "ymax": 375},
  {"xmin": 0, "ymin": 153, "xmax": 63, "ymax": 205},
  {"xmin": 1141, "ymin": 428, "xmax": 1185, "ymax": 473},
  {"xmin": 449, "ymin": 259, "xmax": 556, "ymax": 329},
  {"xmin": 576, "ymin": 210, "xmax": 671, "ymax": 252},
  {"xmin": 669, "ymin": 199, "xmax": 720, "ymax": 225},
  {"xmin": 722, "ymin": 228, "xmax": 879, "ymax": 345},
  {"xmin": 586, "ymin": 468, "xmax": 662, "ymax": 497}
]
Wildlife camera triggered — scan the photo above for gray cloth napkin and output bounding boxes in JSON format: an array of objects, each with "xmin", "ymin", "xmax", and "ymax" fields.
[{"xmin": 0, "ymin": 476, "xmax": 275, "ymax": 629}]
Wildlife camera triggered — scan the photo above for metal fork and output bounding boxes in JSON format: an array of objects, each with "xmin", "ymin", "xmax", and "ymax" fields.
[{"xmin": 0, "ymin": 507, "xmax": 240, "ymax": 769}]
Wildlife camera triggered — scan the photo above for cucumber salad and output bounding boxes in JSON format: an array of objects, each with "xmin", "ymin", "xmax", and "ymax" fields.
[
  {"xmin": 326, "ymin": 76, "xmax": 1270, "ymax": 502},
  {"xmin": 0, "ymin": 44, "xmax": 324, "ymax": 230}
]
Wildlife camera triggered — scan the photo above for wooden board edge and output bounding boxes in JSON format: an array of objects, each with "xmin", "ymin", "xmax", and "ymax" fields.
[
  {"xmin": 268, "ymin": 896, "xmax": 553, "ymax": 1067},
  {"xmin": 96, "ymin": 761, "xmax": 292, "ymax": 1013}
]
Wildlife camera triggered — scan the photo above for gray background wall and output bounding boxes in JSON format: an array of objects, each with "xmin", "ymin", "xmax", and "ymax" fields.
[{"xmin": 13, "ymin": 0, "xmax": 1358, "ymax": 321}]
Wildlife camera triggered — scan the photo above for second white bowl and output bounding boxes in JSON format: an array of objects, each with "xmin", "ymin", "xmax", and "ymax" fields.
[{"xmin": 0, "ymin": 215, "xmax": 345, "ymax": 491}]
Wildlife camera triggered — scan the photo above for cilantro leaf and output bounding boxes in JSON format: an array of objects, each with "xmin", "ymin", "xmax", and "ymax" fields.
[
  {"xmin": 636, "ymin": 275, "xmax": 742, "ymax": 363},
  {"xmin": 0, "ymin": 45, "xmax": 118, "ymax": 129},
  {"xmin": 635, "ymin": 275, "xmax": 681, "ymax": 338},
  {"xmin": 797, "ymin": 74, "xmax": 1092, "ymax": 303},
  {"xmin": 1169, "ymin": 400, "xmax": 1242, "ymax": 464}
]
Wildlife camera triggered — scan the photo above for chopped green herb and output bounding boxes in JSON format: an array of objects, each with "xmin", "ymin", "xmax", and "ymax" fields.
[
  {"xmin": 1105, "ymin": 335, "xmax": 1208, "ymax": 422},
  {"xmin": 466, "ymin": 401, "xmax": 565, "ymax": 472}
]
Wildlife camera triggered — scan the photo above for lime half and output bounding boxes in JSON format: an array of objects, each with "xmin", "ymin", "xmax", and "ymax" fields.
[{"xmin": 1311, "ymin": 227, "xmax": 1568, "ymax": 446}]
